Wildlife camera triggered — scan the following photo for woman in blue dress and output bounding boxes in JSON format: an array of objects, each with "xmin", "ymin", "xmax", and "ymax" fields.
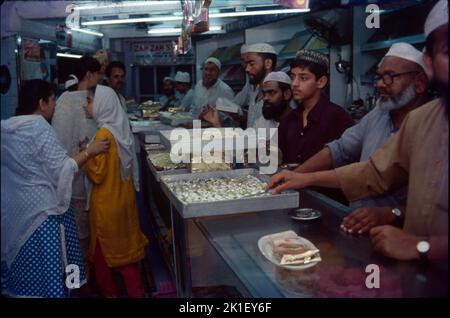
[{"xmin": 1, "ymin": 79, "xmax": 110, "ymax": 297}]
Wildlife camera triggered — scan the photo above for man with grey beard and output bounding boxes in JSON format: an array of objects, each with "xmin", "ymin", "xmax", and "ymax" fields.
[
  {"xmin": 267, "ymin": 0, "xmax": 448, "ymax": 261},
  {"xmin": 291, "ymin": 42, "xmax": 430, "ymax": 235}
]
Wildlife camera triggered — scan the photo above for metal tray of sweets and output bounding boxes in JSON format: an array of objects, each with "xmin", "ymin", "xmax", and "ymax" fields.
[
  {"xmin": 160, "ymin": 168, "xmax": 299, "ymax": 218},
  {"xmin": 130, "ymin": 120, "xmax": 172, "ymax": 134},
  {"xmin": 147, "ymin": 152, "xmax": 190, "ymax": 182},
  {"xmin": 143, "ymin": 143, "xmax": 167, "ymax": 154}
]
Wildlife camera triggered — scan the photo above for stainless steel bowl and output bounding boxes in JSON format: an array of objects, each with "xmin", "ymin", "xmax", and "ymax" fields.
[{"xmin": 291, "ymin": 208, "xmax": 321, "ymax": 220}]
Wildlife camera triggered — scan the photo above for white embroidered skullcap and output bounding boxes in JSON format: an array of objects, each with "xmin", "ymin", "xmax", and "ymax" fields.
[
  {"xmin": 424, "ymin": 0, "xmax": 448, "ymax": 38},
  {"xmin": 263, "ymin": 71, "xmax": 292, "ymax": 85},
  {"xmin": 163, "ymin": 76, "xmax": 174, "ymax": 82},
  {"xmin": 204, "ymin": 57, "xmax": 221, "ymax": 70},
  {"xmin": 174, "ymin": 71, "xmax": 191, "ymax": 83},
  {"xmin": 241, "ymin": 43, "xmax": 277, "ymax": 55},
  {"xmin": 385, "ymin": 42, "xmax": 427, "ymax": 72}
]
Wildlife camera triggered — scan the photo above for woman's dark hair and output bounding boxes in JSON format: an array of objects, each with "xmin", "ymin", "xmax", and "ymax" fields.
[
  {"xmin": 67, "ymin": 55, "xmax": 101, "ymax": 91},
  {"xmin": 16, "ymin": 79, "xmax": 56, "ymax": 116},
  {"xmin": 290, "ymin": 58, "xmax": 328, "ymax": 81},
  {"xmin": 105, "ymin": 61, "xmax": 126, "ymax": 77}
]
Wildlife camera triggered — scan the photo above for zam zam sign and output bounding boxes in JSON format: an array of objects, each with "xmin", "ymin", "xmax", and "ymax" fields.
[{"xmin": 168, "ymin": 120, "xmax": 279, "ymax": 174}]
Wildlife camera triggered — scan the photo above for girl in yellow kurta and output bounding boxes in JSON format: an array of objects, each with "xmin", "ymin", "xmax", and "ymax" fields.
[{"xmin": 85, "ymin": 85, "xmax": 148, "ymax": 297}]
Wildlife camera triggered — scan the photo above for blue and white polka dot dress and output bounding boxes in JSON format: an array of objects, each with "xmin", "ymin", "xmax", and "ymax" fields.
[{"xmin": 1, "ymin": 204, "xmax": 87, "ymax": 298}]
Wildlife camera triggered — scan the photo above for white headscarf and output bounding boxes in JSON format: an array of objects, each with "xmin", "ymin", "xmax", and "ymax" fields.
[{"xmin": 92, "ymin": 85, "xmax": 139, "ymax": 191}]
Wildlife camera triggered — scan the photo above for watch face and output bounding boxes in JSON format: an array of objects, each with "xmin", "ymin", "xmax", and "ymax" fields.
[
  {"xmin": 392, "ymin": 208, "xmax": 401, "ymax": 217},
  {"xmin": 417, "ymin": 241, "xmax": 430, "ymax": 253}
]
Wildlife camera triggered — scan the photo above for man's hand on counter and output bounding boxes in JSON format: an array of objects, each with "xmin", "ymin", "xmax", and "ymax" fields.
[
  {"xmin": 265, "ymin": 170, "xmax": 309, "ymax": 194},
  {"xmin": 369, "ymin": 225, "xmax": 420, "ymax": 261},
  {"xmin": 340, "ymin": 207, "xmax": 397, "ymax": 235}
]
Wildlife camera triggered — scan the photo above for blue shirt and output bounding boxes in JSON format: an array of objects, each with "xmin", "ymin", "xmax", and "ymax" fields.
[{"xmin": 327, "ymin": 106, "xmax": 407, "ymax": 208}]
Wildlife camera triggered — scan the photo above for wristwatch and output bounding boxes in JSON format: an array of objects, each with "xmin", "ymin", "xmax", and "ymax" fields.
[
  {"xmin": 391, "ymin": 208, "xmax": 402, "ymax": 226},
  {"xmin": 416, "ymin": 238, "xmax": 430, "ymax": 262}
]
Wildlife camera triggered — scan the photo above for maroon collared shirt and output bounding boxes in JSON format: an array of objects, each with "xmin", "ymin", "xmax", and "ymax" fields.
[{"xmin": 278, "ymin": 96, "xmax": 354, "ymax": 164}]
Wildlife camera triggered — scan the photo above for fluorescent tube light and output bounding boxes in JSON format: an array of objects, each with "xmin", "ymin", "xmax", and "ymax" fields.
[
  {"xmin": 82, "ymin": 16, "xmax": 182, "ymax": 26},
  {"xmin": 147, "ymin": 25, "xmax": 222, "ymax": 34},
  {"xmin": 71, "ymin": 28, "xmax": 104, "ymax": 37},
  {"xmin": 210, "ymin": 8, "xmax": 310, "ymax": 18},
  {"xmin": 74, "ymin": 1, "xmax": 180, "ymax": 11},
  {"xmin": 148, "ymin": 28, "xmax": 182, "ymax": 34},
  {"xmin": 57, "ymin": 53, "xmax": 83, "ymax": 59}
]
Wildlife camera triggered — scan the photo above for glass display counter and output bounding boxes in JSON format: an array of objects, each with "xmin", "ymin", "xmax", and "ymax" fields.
[{"xmin": 170, "ymin": 190, "xmax": 448, "ymax": 298}]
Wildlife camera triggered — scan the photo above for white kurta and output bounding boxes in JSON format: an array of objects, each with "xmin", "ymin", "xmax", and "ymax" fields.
[
  {"xmin": 52, "ymin": 90, "xmax": 98, "ymax": 200},
  {"xmin": 246, "ymin": 85, "xmax": 264, "ymax": 129},
  {"xmin": 190, "ymin": 79, "xmax": 235, "ymax": 118},
  {"xmin": 252, "ymin": 115, "xmax": 280, "ymax": 130},
  {"xmin": 117, "ymin": 91, "xmax": 127, "ymax": 114},
  {"xmin": 252, "ymin": 115, "xmax": 280, "ymax": 142},
  {"xmin": 179, "ymin": 89, "xmax": 195, "ymax": 111},
  {"xmin": 233, "ymin": 80, "xmax": 252, "ymax": 107}
]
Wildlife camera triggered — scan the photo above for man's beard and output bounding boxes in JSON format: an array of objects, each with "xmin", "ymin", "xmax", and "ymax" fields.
[
  {"xmin": 249, "ymin": 68, "xmax": 266, "ymax": 85},
  {"xmin": 262, "ymin": 101, "xmax": 287, "ymax": 120},
  {"xmin": 433, "ymin": 78, "xmax": 449, "ymax": 107},
  {"xmin": 378, "ymin": 83, "xmax": 416, "ymax": 111}
]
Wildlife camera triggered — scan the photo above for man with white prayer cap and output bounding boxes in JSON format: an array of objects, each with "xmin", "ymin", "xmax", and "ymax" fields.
[
  {"xmin": 174, "ymin": 71, "xmax": 194, "ymax": 111},
  {"xmin": 159, "ymin": 76, "xmax": 181, "ymax": 110},
  {"xmin": 384, "ymin": 42, "xmax": 428, "ymax": 73},
  {"xmin": 202, "ymin": 43, "xmax": 280, "ymax": 128},
  {"xmin": 267, "ymin": 0, "xmax": 448, "ymax": 261},
  {"xmin": 241, "ymin": 43, "xmax": 279, "ymax": 128},
  {"xmin": 253, "ymin": 71, "xmax": 293, "ymax": 131},
  {"xmin": 189, "ymin": 57, "xmax": 234, "ymax": 119},
  {"xmin": 200, "ymin": 43, "xmax": 280, "ymax": 128}
]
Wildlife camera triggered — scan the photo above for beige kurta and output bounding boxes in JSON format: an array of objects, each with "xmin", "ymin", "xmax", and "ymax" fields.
[{"xmin": 335, "ymin": 99, "xmax": 448, "ymax": 236}]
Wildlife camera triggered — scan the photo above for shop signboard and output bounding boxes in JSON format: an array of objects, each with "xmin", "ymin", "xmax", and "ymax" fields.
[{"xmin": 132, "ymin": 40, "xmax": 194, "ymax": 65}]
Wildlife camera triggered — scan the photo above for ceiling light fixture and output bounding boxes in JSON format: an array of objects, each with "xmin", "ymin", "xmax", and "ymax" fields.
[
  {"xmin": 147, "ymin": 25, "xmax": 222, "ymax": 34},
  {"xmin": 57, "ymin": 53, "xmax": 83, "ymax": 59},
  {"xmin": 82, "ymin": 8, "xmax": 309, "ymax": 26},
  {"xmin": 70, "ymin": 28, "xmax": 104, "ymax": 37},
  {"xmin": 210, "ymin": 8, "xmax": 310, "ymax": 18},
  {"xmin": 148, "ymin": 28, "xmax": 182, "ymax": 34}
]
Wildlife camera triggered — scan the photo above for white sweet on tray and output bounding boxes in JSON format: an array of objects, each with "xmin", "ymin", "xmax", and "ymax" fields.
[{"xmin": 167, "ymin": 175, "xmax": 267, "ymax": 203}]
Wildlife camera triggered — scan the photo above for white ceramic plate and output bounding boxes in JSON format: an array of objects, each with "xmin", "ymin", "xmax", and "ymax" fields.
[{"xmin": 258, "ymin": 231, "xmax": 321, "ymax": 270}]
